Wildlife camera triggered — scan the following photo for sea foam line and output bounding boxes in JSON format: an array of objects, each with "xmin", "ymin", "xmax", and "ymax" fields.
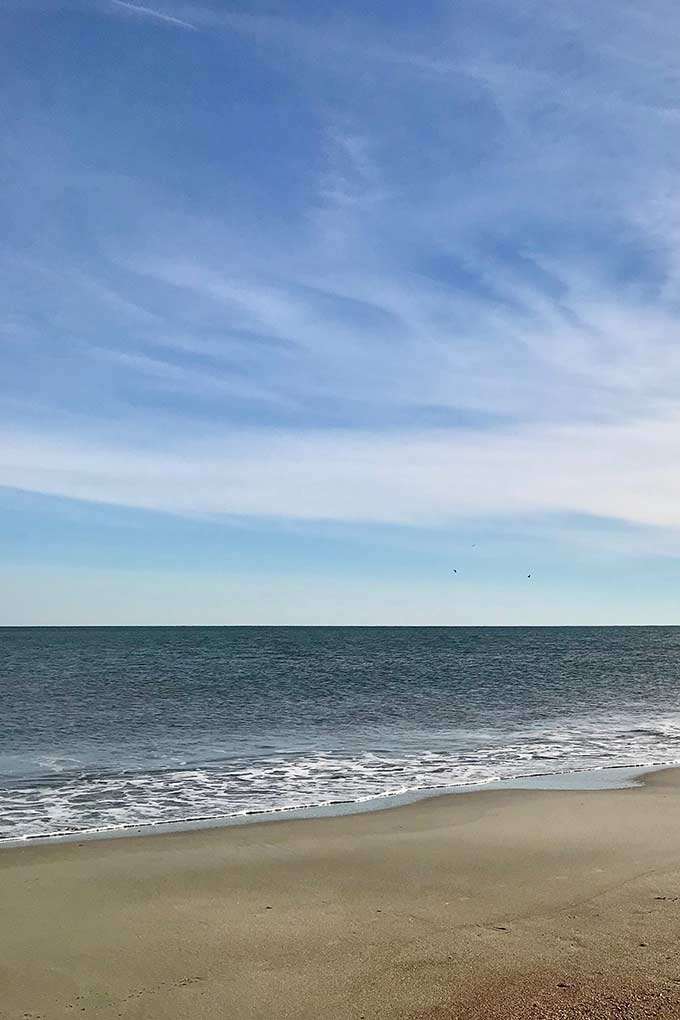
[{"xmin": 1, "ymin": 758, "xmax": 676, "ymax": 848}]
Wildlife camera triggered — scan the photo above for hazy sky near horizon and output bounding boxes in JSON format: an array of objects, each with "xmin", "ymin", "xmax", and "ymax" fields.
[{"xmin": 3, "ymin": 0, "xmax": 680, "ymax": 623}]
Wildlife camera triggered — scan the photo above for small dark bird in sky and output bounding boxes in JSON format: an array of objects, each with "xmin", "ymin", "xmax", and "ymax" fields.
[
  {"xmin": 453, "ymin": 569, "xmax": 457, "ymax": 574},
  {"xmin": 527, "ymin": 574, "xmax": 532, "ymax": 579}
]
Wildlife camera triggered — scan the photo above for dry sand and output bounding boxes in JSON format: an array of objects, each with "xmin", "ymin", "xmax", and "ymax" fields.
[{"xmin": 3, "ymin": 769, "xmax": 680, "ymax": 1018}]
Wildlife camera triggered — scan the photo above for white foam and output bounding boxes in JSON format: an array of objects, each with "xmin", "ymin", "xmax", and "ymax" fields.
[{"xmin": 2, "ymin": 711, "xmax": 680, "ymax": 842}]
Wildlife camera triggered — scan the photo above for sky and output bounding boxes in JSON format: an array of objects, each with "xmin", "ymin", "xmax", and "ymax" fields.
[{"xmin": 3, "ymin": 0, "xmax": 680, "ymax": 624}]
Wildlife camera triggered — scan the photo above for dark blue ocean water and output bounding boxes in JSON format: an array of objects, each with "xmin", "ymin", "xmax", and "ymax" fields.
[{"xmin": 2, "ymin": 626, "xmax": 680, "ymax": 840}]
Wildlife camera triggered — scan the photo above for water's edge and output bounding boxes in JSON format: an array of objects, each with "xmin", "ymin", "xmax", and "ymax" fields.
[{"xmin": 2, "ymin": 760, "xmax": 674, "ymax": 850}]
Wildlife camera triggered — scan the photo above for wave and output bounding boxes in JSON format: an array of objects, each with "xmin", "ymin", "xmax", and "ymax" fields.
[{"xmin": 3, "ymin": 718, "xmax": 680, "ymax": 842}]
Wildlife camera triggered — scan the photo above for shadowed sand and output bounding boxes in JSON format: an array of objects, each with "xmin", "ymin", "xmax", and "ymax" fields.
[{"xmin": 3, "ymin": 770, "xmax": 680, "ymax": 1018}]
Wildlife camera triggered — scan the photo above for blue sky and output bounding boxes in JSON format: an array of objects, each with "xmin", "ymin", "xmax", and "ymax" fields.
[{"xmin": 3, "ymin": 0, "xmax": 680, "ymax": 623}]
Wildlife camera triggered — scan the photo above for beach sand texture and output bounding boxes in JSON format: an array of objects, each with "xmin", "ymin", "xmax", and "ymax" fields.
[{"xmin": 3, "ymin": 769, "xmax": 680, "ymax": 1018}]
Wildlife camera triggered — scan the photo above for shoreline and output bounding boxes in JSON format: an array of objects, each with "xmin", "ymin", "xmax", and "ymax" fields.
[
  {"xmin": 4, "ymin": 766, "xmax": 680, "ymax": 1017},
  {"xmin": 1, "ymin": 759, "xmax": 675, "ymax": 850}
]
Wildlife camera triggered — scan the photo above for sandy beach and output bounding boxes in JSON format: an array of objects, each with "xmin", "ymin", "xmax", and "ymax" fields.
[{"xmin": 3, "ymin": 769, "xmax": 680, "ymax": 1019}]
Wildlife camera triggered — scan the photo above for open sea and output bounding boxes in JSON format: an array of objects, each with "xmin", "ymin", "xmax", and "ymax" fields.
[{"xmin": 2, "ymin": 625, "xmax": 680, "ymax": 842}]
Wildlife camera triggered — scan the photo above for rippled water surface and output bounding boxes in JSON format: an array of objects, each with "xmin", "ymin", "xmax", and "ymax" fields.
[{"xmin": 2, "ymin": 626, "xmax": 680, "ymax": 839}]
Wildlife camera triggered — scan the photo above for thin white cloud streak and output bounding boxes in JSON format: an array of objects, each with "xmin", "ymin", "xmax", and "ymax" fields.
[
  {"xmin": 109, "ymin": 0, "xmax": 196, "ymax": 30},
  {"xmin": 4, "ymin": 412, "xmax": 680, "ymax": 529},
  {"xmin": 90, "ymin": 347, "xmax": 297, "ymax": 407}
]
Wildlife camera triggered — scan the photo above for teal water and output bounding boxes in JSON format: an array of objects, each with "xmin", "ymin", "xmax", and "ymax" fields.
[{"xmin": 2, "ymin": 626, "xmax": 680, "ymax": 840}]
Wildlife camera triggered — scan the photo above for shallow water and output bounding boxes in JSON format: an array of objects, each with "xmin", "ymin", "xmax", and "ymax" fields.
[{"xmin": 2, "ymin": 626, "xmax": 680, "ymax": 840}]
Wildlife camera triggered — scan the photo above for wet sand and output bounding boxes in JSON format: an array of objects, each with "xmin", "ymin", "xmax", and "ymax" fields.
[{"xmin": 3, "ymin": 769, "xmax": 680, "ymax": 1018}]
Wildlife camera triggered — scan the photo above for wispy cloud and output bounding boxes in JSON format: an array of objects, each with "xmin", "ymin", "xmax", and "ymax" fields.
[
  {"xmin": 109, "ymin": 0, "xmax": 197, "ymax": 30},
  {"xmin": 4, "ymin": 0, "xmax": 680, "ymax": 558},
  {"xmin": 4, "ymin": 410, "xmax": 680, "ymax": 532}
]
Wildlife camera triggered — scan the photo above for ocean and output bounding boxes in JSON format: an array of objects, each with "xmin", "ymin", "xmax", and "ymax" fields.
[{"xmin": 2, "ymin": 625, "xmax": 680, "ymax": 841}]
